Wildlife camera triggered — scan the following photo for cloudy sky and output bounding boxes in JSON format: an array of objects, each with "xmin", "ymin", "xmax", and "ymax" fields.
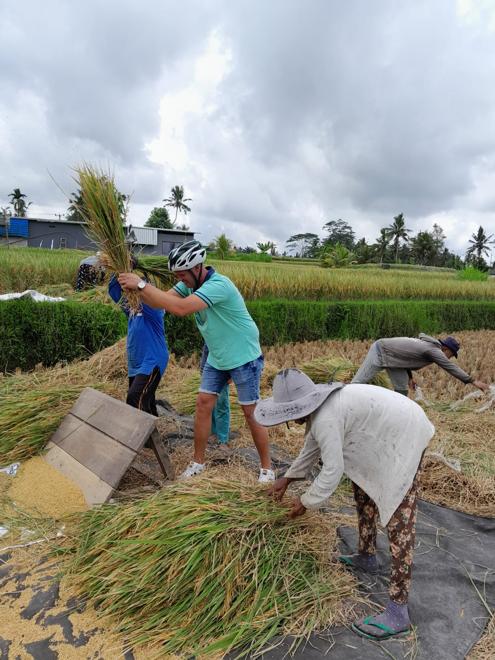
[{"xmin": 1, "ymin": 0, "xmax": 495, "ymax": 255}]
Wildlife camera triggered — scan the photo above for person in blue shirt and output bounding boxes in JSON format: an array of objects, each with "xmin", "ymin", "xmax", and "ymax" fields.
[
  {"xmin": 108, "ymin": 264, "xmax": 168, "ymax": 417},
  {"xmin": 118, "ymin": 240, "xmax": 274, "ymax": 482}
]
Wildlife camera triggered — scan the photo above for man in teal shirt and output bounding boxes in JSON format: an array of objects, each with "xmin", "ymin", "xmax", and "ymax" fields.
[{"xmin": 118, "ymin": 240, "xmax": 274, "ymax": 482}]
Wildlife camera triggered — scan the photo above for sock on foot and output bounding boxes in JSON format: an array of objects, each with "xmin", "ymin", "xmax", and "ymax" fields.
[{"xmin": 372, "ymin": 600, "xmax": 410, "ymax": 632}]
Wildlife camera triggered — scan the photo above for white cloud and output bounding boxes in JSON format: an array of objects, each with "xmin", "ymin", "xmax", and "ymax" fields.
[{"xmin": 1, "ymin": 0, "xmax": 495, "ymax": 255}]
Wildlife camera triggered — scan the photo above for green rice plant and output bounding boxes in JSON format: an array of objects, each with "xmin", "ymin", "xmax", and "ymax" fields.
[
  {"xmin": 136, "ymin": 255, "xmax": 175, "ymax": 290},
  {"xmin": 65, "ymin": 478, "xmax": 356, "ymax": 658},
  {"xmin": 0, "ymin": 247, "xmax": 90, "ymax": 292}
]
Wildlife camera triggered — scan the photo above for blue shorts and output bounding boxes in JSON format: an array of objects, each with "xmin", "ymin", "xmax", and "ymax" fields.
[{"xmin": 199, "ymin": 355, "xmax": 264, "ymax": 405}]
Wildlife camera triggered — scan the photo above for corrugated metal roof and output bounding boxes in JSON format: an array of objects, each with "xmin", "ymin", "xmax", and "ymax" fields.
[{"xmin": 131, "ymin": 227, "xmax": 158, "ymax": 245}]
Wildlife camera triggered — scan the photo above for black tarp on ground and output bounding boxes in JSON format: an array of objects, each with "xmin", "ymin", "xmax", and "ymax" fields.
[{"xmin": 258, "ymin": 500, "xmax": 495, "ymax": 660}]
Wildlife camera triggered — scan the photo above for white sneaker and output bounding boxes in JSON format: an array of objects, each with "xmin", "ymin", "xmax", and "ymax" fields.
[
  {"xmin": 258, "ymin": 468, "xmax": 275, "ymax": 483},
  {"xmin": 180, "ymin": 462, "xmax": 206, "ymax": 480}
]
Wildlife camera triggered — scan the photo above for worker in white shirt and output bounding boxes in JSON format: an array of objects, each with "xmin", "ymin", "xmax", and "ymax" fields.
[{"xmin": 255, "ymin": 369, "xmax": 435, "ymax": 641}]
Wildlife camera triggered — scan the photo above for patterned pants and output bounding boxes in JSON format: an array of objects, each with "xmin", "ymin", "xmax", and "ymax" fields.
[{"xmin": 352, "ymin": 459, "xmax": 423, "ymax": 604}]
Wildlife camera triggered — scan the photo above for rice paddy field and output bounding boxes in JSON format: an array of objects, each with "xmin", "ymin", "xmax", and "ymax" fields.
[
  {"xmin": 0, "ymin": 246, "xmax": 494, "ymax": 658},
  {"xmin": 2, "ymin": 246, "xmax": 495, "ymax": 300}
]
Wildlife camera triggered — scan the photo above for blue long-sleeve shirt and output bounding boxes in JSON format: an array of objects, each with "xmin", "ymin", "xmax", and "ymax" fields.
[{"xmin": 109, "ymin": 276, "xmax": 169, "ymax": 377}]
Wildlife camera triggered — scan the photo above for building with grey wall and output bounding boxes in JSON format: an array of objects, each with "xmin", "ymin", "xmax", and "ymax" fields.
[{"xmin": 2, "ymin": 217, "xmax": 195, "ymax": 255}]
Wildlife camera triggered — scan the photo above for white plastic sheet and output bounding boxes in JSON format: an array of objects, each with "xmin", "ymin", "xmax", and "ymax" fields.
[{"xmin": 0, "ymin": 290, "xmax": 65, "ymax": 302}]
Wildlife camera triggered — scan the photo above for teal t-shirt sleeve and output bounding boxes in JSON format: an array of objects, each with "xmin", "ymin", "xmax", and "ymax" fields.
[
  {"xmin": 194, "ymin": 278, "xmax": 230, "ymax": 307},
  {"xmin": 173, "ymin": 281, "xmax": 189, "ymax": 298}
]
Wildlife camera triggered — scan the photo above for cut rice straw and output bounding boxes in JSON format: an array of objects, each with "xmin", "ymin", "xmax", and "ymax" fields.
[
  {"xmin": 64, "ymin": 475, "xmax": 359, "ymax": 658},
  {"xmin": 0, "ymin": 340, "xmax": 128, "ymax": 465},
  {"xmin": 74, "ymin": 164, "xmax": 139, "ymax": 311}
]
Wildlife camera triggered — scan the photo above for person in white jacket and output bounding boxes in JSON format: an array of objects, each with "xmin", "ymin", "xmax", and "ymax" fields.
[{"xmin": 254, "ymin": 369, "xmax": 435, "ymax": 641}]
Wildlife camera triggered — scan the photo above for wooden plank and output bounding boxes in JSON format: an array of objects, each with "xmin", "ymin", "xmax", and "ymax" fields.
[
  {"xmin": 71, "ymin": 388, "xmax": 156, "ymax": 451},
  {"xmin": 149, "ymin": 430, "xmax": 175, "ymax": 481},
  {"xmin": 50, "ymin": 414, "xmax": 84, "ymax": 447},
  {"xmin": 44, "ymin": 443, "xmax": 114, "ymax": 505},
  {"xmin": 55, "ymin": 424, "xmax": 136, "ymax": 488}
]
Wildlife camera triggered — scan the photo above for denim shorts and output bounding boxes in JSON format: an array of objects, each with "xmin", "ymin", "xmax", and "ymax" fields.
[{"xmin": 199, "ymin": 355, "xmax": 264, "ymax": 405}]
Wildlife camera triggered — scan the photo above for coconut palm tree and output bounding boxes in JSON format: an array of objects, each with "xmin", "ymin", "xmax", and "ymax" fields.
[
  {"xmin": 466, "ymin": 226, "xmax": 494, "ymax": 270},
  {"xmin": 8, "ymin": 188, "xmax": 31, "ymax": 217},
  {"xmin": 164, "ymin": 186, "xmax": 192, "ymax": 225},
  {"xmin": 374, "ymin": 228, "xmax": 390, "ymax": 264},
  {"xmin": 256, "ymin": 242, "xmax": 271, "ymax": 254},
  {"xmin": 385, "ymin": 213, "xmax": 410, "ymax": 263}
]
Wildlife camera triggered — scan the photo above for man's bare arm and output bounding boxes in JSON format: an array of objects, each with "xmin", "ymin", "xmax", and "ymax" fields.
[{"xmin": 118, "ymin": 273, "xmax": 207, "ymax": 316}]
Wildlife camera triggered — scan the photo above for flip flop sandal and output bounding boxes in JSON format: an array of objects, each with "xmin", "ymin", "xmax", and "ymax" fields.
[
  {"xmin": 351, "ymin": 616, "xmax": 411, "ymax": 641},
  {"xmin": 338, "ymin": 555, "xmax": 379, "ymax": 574}
]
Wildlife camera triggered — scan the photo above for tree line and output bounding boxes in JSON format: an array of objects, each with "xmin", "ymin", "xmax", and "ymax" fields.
[
  {"xmin": 2, "ymin": 189, "xmax": 493, "ymax": 270},
  {"xmin": 284, "ymin": 215, "xmax": 494, "ymax": 271}
]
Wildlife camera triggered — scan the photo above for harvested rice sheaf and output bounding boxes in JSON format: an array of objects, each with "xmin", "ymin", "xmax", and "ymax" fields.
[
  {"xmin": 421, "ymin": 458, "xmax": 495, "ymax": 518},
  {"xmin": 301, "ymin": 356, "xmax": 392, "ymax": 389},
  {"xmin": 0, "ymin": 341, "xmax": 128, "ymax": 464},
  {"xmin": 66, "ymin": 477, "xmax": 358, "ymax": 658}
]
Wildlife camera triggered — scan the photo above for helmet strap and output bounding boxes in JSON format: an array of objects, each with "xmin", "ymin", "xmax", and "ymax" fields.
[{"xmin": 192, "ymin": 264, "xmax": 204, "ymax": 291}]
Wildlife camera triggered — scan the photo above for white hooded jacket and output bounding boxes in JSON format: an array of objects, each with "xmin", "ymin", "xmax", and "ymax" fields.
[{"xmin": 284, "ymin": 384, "xmax": 435, "ymax": 525}]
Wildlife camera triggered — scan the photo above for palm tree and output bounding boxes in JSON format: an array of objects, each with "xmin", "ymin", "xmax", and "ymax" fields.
[
  {"xmin": 321, "ymin": 243, "xmax": 355, "ymax": 268},
  {"xmin": 256, "ymin": 242, "xmax": 271, "ymax": 254},
  {"xmin": 466, "ymin": 226, "xmax": 494, "ymax": 270},
  {"xmin": 374, "ymin": 228, "xmax": 390, "ymax": 264},
  {"xmin": 164, "ymin": 186, "xmax": 192, "ymax": 225},
  {"xmin": 8, "ymin": 188, "xmax": 31, "ymax": 217},
  {"xmin": 385, "ymin": 213, "xmax": 410, "ymax": 263},
  {"xmin": 210, "ymin": 233, "xmax": 233, "ymax": 260}
]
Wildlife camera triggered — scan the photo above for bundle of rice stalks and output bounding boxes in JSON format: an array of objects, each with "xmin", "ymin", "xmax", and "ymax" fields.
[
  {"xmin": 421, "ymin": 457, "xmax": 495, "ymax": 518},
  {"xmin": 0, "ymin": 384, "xmax": 109, "ymax": 464},
  {"xmin": 0, "ymin": 340, "xmax": 128, "ymax": 465},
  {"xmin": 301, "ymin": 356, "xmax": 392, "ymax": 388},
  {"xmin": 74, "ymin": 164, "xmax": 139, "ymax": 311},
  {"xmin": 137, "ymin": 255, "xmax": 175, "ymax": 290},
  {"xmin": 65, "ymin": 477, "xmax": 357, "ymax": 658}
]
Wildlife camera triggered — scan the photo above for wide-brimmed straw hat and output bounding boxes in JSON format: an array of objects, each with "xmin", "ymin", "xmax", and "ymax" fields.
[{"xmin": 254, "ymin": 368, "xmax": 344, "ymax": 427}]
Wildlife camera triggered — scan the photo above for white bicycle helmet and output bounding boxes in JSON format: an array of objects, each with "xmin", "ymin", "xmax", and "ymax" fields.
[{"xmin": 168, "ymin": 240, "xmax": 206, "ymax": 271}]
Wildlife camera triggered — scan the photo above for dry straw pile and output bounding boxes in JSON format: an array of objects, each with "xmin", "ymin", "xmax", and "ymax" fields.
[
  {"xmin": 66, "ymin": 476, "xmax": 357, "ymax": 658},
  {"xmin": 0, "ymin": 340, "xmax": 127, "ymax": 464},
  {"xmin": 166, "ymin": 354, "xmax": 391, "ymax": 428}
]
